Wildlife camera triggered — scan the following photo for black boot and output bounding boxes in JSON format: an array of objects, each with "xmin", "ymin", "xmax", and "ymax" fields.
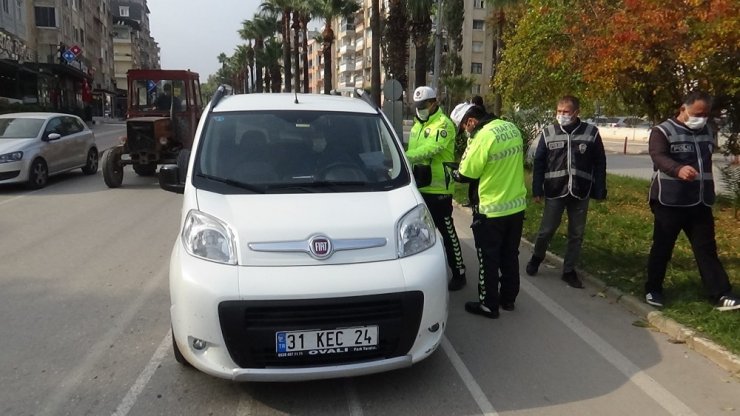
[
  {"xmin": 448, "ymin": 269, "xmax": 466, "ymax": 291},
  {"xmin": 526, "ymin": 255, "xmax": 543, "ymax": 276},
  {"xmin": 562, "ymin": 270, "xmax": 584, "ymax": 288}
]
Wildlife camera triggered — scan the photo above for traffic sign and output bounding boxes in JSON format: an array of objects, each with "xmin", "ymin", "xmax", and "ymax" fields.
[
  {"xmin": 62, "ymin": 50, "xmax": 76, "ymax": 63},
  {"xmin": 70, "ymin": 45, "xmax": 82, "ymax": 56}
]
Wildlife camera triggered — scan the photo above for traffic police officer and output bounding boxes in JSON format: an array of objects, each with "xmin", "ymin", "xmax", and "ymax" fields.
[
  {"xmin": 406, "ymin": 86, "xmax": 467, "ymax": 290},
  {"xmin": 449, "ymin": 103, "xmax": 527, "ymax": 318}
]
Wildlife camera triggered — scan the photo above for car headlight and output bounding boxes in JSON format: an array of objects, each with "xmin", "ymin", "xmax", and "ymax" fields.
[
  {"xmin": 0, "ymin": 151, "xmax": 23, "ymax": 163},
  {"xmin": 181, "ymin": 210, "xmax": 237, "ymax": 265},
  {"xmin": 397, "ymin": 204, "xmax": 437, "ymax": 258}
]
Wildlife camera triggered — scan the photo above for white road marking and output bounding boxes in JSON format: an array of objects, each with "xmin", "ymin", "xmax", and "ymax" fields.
[
  {"xmin": 441, "ymin": 336, "xmax": 499, "ymax": 416},
  {"xmin": 0, "ymin": 194, "xmax": 31, "ymax": 207},
  {"xmin": 344, "ymin": 378, "xmax": 364, "ymax": 416},
  {"xmin": 36, "ymin": 263, "xmax": 168, "ymax": 416},
  {"xmin": 521, "ymin": 279, "xmax": 698, "ymax": 416},
  {"xmin": 111, "ymin": 332, "xmax": 172, "ymax": 416}
]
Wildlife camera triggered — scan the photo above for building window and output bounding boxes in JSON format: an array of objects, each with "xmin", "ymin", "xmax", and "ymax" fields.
[
  {"xmin": 473, "ymin": 20, "xmax": 484, "ymax": 30},
  {"xmin": 35, "ymin": 6, "xmax": 57, "ymax": 28},
  {"xmin": 3, "ymin": 0, "xmax": 9, "ymax": 14},
  {"xmin": 472, "ymin": 84, "xmax": 481, "ymax": 94},
  {"xmin": 471, "ymin": 63, "xmax": 483, "ymax": 74},
  {"xmin": 472, "ymin": 41, "xmax": 484, "ymax": 53},
  {"xmin": 119, "ymin": 6, "xmax": 129, "ymax": 17},
  {"xmin": 474, "ymin": 0, "xmax": 484, "ymax": 8}
]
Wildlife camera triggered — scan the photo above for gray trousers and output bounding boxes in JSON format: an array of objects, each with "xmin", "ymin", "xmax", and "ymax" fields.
[{"xmin": 532, "ymin": 195, "xmax": 590, "ymax": 273}]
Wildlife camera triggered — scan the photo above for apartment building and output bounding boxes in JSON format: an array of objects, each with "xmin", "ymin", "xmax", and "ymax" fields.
[
  {"xmin": 306, "ymin": 30, "xmax": 322, "ymax": 93},
  {"xmin": 0, "ymin": 0, "xmax": 35, "ymax": 103},
  {"xmin": 328, "ymin": 0, "xmax": 495, "ymax": 104},
  {"xmin": 111, "ymin": 0, "xmax": 159, "ymax": 114}
]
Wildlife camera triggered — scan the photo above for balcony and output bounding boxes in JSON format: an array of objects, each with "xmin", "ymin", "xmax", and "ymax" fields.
[
  {"xmin": 355, "ymin": 59, "xmax": 364, "ymax": 71},
  {"xmin": 355, "ymin": 39, "xmax": 364, "ymax": 51},
  {"xmin": 339, "ymin": 61, "xmax": 355, "ymax": 74},
  {"xmin": 339, "ymin": 44, "xmax": 355, "ymax": 55}
]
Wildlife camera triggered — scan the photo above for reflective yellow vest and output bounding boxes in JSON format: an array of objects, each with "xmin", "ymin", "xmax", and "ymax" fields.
[{"xmin": 406, "ymin": 108, "xmax": 457, "ymax": 194}]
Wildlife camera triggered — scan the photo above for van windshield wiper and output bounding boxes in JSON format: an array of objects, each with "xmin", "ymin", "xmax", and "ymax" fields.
[
  {"xmin": 196, "ymin": 173, "xmax": 265, "ymax": 193},
  {"xmin": 268, "ymin": 180, "xmax": 369, "ymax": 192}
]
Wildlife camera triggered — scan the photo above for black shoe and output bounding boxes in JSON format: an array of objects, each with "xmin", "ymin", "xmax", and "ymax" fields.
[
  {"xmin": 465, "ymin": 302, "xmax": 499, "ymax": 319},
  {"xmin": 561, "ymin": 270, "xmax": 584, "ymax": 288},
  {"xmin": 716, "ymin": 294, "xmax": 740, "ymax": 311},
  {"xmin": 501, "ymin": 302, "xmax": 515, "ymax": 311},
  {"xmin": 448, "ymin": 275, "xmax": 466, "ymax": 291},
  {"xmin": 645, "ymin": 292, "xmax": 664, "ymax": 308},
  {"xmin": 526, "ymin": 255, "xmax": 543, "ymax": 276}
]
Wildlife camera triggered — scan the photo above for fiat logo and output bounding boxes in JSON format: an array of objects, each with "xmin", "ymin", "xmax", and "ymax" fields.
[{"xmin": 308, "ymin": 235, "xmax": 333, "ymax": 259}]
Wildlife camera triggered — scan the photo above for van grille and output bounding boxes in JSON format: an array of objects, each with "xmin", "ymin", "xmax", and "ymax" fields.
[{"xmin": 218, "ymin": 292, "xmax": 424, "ymax": 368}]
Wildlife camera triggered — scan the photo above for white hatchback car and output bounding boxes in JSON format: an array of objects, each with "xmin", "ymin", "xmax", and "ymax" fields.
[
  {"xmin": 0, "ymin": 112, "xmax": 98, "ymax": 188},
  {"xmin": 159, "ymin": 88, "xmax": 449, "ymax": 382}
]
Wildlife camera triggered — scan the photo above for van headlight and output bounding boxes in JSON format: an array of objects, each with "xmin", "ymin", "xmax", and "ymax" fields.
[
  {"xmin": 0, "ymin": 151, "xmax": 23, "ymax": 163},
  {"xmin": 397, "ymin": 204, "xmax": 437, "ymax": 258},
  {"xmin": 181, "ymin": 210, "xmax": 237, "ymax": 265}
]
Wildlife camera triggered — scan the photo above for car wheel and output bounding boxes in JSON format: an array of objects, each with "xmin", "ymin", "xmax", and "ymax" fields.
[
  {"xmin": 81, "ymin": 148, "xmax": 99, "ymax": 175},
  {"xmin": 102, "ymin": 147, "xmax": 124, "ymax": 188},
  {"xmin": 26, "ymin": 158, "xmax": 49, "ymax": 189},
  {"xmin": 133, "ymin": 162, "xmax": 157, "ymax": 176},
  {"xmin": 172, "ymin": 330, "xmax": 192, "ymax": 367}
]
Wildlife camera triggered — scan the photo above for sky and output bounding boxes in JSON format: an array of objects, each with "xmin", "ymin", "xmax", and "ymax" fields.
[{"xmin": 147, "ymin": 0, "xmax": 262, "ymax": 80}]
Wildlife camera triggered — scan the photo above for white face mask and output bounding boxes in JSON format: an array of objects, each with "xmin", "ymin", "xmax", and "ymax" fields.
[
  {"xmin": 556, "ymin": 115, "xmax": 573, "ymax": 126},
  {"xmin": 684, "ymin": 116, "xmax": 707, "ymax": 130},
  {"xmin": 416, "ymin": 108, "xmax": 430, "ymax": 121}
]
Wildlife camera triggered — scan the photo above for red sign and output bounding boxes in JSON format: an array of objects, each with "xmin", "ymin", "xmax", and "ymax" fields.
[{"xmin": 70, "ymin": 45, "xmax": 82, "ymax": 56}]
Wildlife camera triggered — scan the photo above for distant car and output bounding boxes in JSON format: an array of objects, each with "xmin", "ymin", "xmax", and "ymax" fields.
[{"xmin": 0, "ymin": 112, "xmax": 98, "ymax": 189}]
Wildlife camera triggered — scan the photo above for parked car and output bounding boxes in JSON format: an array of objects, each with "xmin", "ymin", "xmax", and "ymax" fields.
[
  {"xmin": 588, "ymin": 116, "xmax": 651, "ymax": 129},
  {"xmin": 0, "ymin": 112, "xmax": 98, "ymax": 189},
  {"xmin": 158, "ymin": 87, "xmax": 449, "ymax": 381}
]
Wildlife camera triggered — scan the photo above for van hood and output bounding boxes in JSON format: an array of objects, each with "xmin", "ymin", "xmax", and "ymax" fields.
[{"xmin": 195, "ymin": 188, "xmax": 422, "ymax": 266}]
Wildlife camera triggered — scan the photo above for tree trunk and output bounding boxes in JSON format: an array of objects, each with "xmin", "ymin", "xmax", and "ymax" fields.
[
  {"xmin": 371, "ymin": 0, "xmax": 381, "ymax": 105},
  {"xmin": 283, "ymin": 11, "xmax": 292, "ymax": 92},
  {"xmin": 414, "ymin": 38, "xmax": 428, "ymax": 88},
  {"xmin": 322, "ymin": 25, "xmax": 335, "ymax": 94},
  {"xmin": 301, "ymin": 16, "xmax": 310, "ymax": 93},
  {"xmin": 292, "ymin": 13, "xmax": 301, "ymax": 92}
]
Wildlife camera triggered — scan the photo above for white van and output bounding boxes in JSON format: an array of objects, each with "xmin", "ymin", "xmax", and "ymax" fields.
[{"xmin": 159, "ymin": 88, "xmax": 449, "ymax": 381}]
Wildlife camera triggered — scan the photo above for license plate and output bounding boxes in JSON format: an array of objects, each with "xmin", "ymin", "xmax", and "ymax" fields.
[{"xmin": 276, "ymin": 325, "xmax": 378, "ymax": 353}]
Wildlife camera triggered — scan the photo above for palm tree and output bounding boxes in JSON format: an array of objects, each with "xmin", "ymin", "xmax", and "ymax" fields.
[
  {"xmin": 233, "ymin": 45, "xmax": 250, "ymax": 93},
  {"xmin": 371, "ymin": 0, "xmax": 381, "ymax": 105},
  {"xmin": 408, "ymin": 0, "xmax": 433, "ymax": 89},
  {"xmin": 261, "ymin": 0, "xmax": 294, "ymax": 92},
  {"xmin": 382, "ymin": 0, "xmax": 409, "ymax": 91},
  {"xmin": 293, "ymin": 0, "xmax": 315, "ymax": 93},
  {"xmin": 246, "ymin": 43, "xmax": 255, "ymax": 93},
  {"xmin": 239, "ymin": 15, "xmax": 279, "ymax": 93},
  {"xmin": 260, "ymin": 38, "xmax": 284, "ymax": 92},
  {"xmin": 312, "ymin": 0, "xmax": 362, "ymax": 94}
]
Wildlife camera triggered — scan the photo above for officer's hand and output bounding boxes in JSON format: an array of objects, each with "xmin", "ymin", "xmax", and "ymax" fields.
[
  {"xmin": 451, "ymin": 169, "xmax": 462, "ymax": 182},
  {"xmin": 677, "ymin": 165, "xmax": 698, "ymax": 181},
  {"xmin": 533, "ymin": 196, "xmax": 543, "ymax": 204}
]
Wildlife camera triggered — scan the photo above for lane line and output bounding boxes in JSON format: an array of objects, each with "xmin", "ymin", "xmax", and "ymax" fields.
[
  {"xmin": 37, "ymin": 263, "xmax": 168, "ymax": 416},
  {"xmin": 0, "ymin": 194, "xmax": 31, "ymax": 207},
  {"xmin": 111, "ymin": 332, "xmax": 171, "ymax": 416},
  {"xmin": 521, "ymin": 279, "xmax": 698, "ymax": 416},
  {"xmin": 344, "ymin": 378, "xmax": 364, "ymax": 416},
  {"xmin": 441, "ymin": 336, "xmax": 499, "ymax": 416}
]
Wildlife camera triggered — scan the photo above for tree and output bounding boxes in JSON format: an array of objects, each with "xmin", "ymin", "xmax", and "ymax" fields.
[
  {"xmin": 371, "ymin": 0, "xmax": 381, "ymax": 105},
  {"xmin": 313, "ymin": 0, "xmax": 361, "ymax": 94},
  {"xmin": 240, "ymin": 15, "xmax": 279, "ymax": 93},
  {"xmin": 294, "ymin": 0, "xmax": 315, "ymax": 93},
  {"xmin": 484, "ymin": 0, "xmax": 520, "ymax": 116},
  {"xmin": 443, "ymin": 0, "xmax": 464, "ymax": 76},
  {"xmin": 382, "ymin": 0, "xmax": 409, "ymax": 90},
  {"xmin": 261, "ymin": 0, "xmax": 294, "ymax": 92},
  {"xmin": 407, "ymin": 0, "xmax": 433, "ymax": 89},
  {"xmin": 260, "ymin": 38, "xmax": 284, "ymax": 92}
]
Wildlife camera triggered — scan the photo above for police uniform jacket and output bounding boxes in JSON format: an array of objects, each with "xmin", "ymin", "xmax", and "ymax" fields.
[
  {"xmin": 648, "ymin": 118, "xmax": 715, "ymax": 206},
  {"xmin": 532, "ymin": 119, "xmax": 607, "ymax": 200},
  {"xmin": 406, "ymin": 107, "xmax": 457, "ymax": 195}
]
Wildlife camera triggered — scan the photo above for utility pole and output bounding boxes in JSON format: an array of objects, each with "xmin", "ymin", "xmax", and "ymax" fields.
[{"xmin": 431, "ymin": 0, "xmax": 443, "ymax": 92}]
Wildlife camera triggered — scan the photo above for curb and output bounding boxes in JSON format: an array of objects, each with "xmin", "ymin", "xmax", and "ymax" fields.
[{"xmin": 518, "ymin": 238, "xmax": 740, "ymax": 380}]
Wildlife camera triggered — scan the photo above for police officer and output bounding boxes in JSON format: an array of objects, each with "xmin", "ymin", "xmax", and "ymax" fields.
[
  {"xmin": 526, "ymin": 95, "xmax": 607, "ymax": 289},
  {"xmin": 449, "ymin": 103, "xmax": 527, "ymax": 318},
  {"xmin": 645, "ymin": 91, "xmax": 739, "ymax": 311},
  {"xmin": 406, "ymin": 86, "xmax": 467, "ymax": 290}
]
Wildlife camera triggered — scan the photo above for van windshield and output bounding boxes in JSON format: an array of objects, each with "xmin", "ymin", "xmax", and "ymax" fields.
[{"xmin": 192, "ymin": 111, "xmax": 409, "ymax": 193}]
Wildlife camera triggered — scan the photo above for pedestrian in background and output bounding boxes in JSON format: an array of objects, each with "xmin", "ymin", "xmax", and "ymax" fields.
[
  {"xmin": 449, "ymin": 103, "xmax": 527, "ymax": 318},
  {"xmin": 645, "ymin": 91, "xmax": 739, "ymax": 311},
  {"xmin": 406, "ymin": 86, "xmax": 467, "ymax": 291},
  {"xmin": 526, "ymin": 95, "xmax": 607, "ymax": 289}
]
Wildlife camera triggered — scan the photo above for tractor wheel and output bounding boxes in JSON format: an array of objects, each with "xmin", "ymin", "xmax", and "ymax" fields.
[
  {"xmin": 133, "ymin": 162, "xmax": 157, "ymax": 176},
  {"xmin": 102, "ymin": 147, "xmax": 124, "ymax": 188}
]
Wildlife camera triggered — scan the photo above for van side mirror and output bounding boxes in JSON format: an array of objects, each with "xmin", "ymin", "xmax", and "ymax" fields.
[{"xmin": 159, "ymin": 165, "xmax": 184, "ymax": 194}]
